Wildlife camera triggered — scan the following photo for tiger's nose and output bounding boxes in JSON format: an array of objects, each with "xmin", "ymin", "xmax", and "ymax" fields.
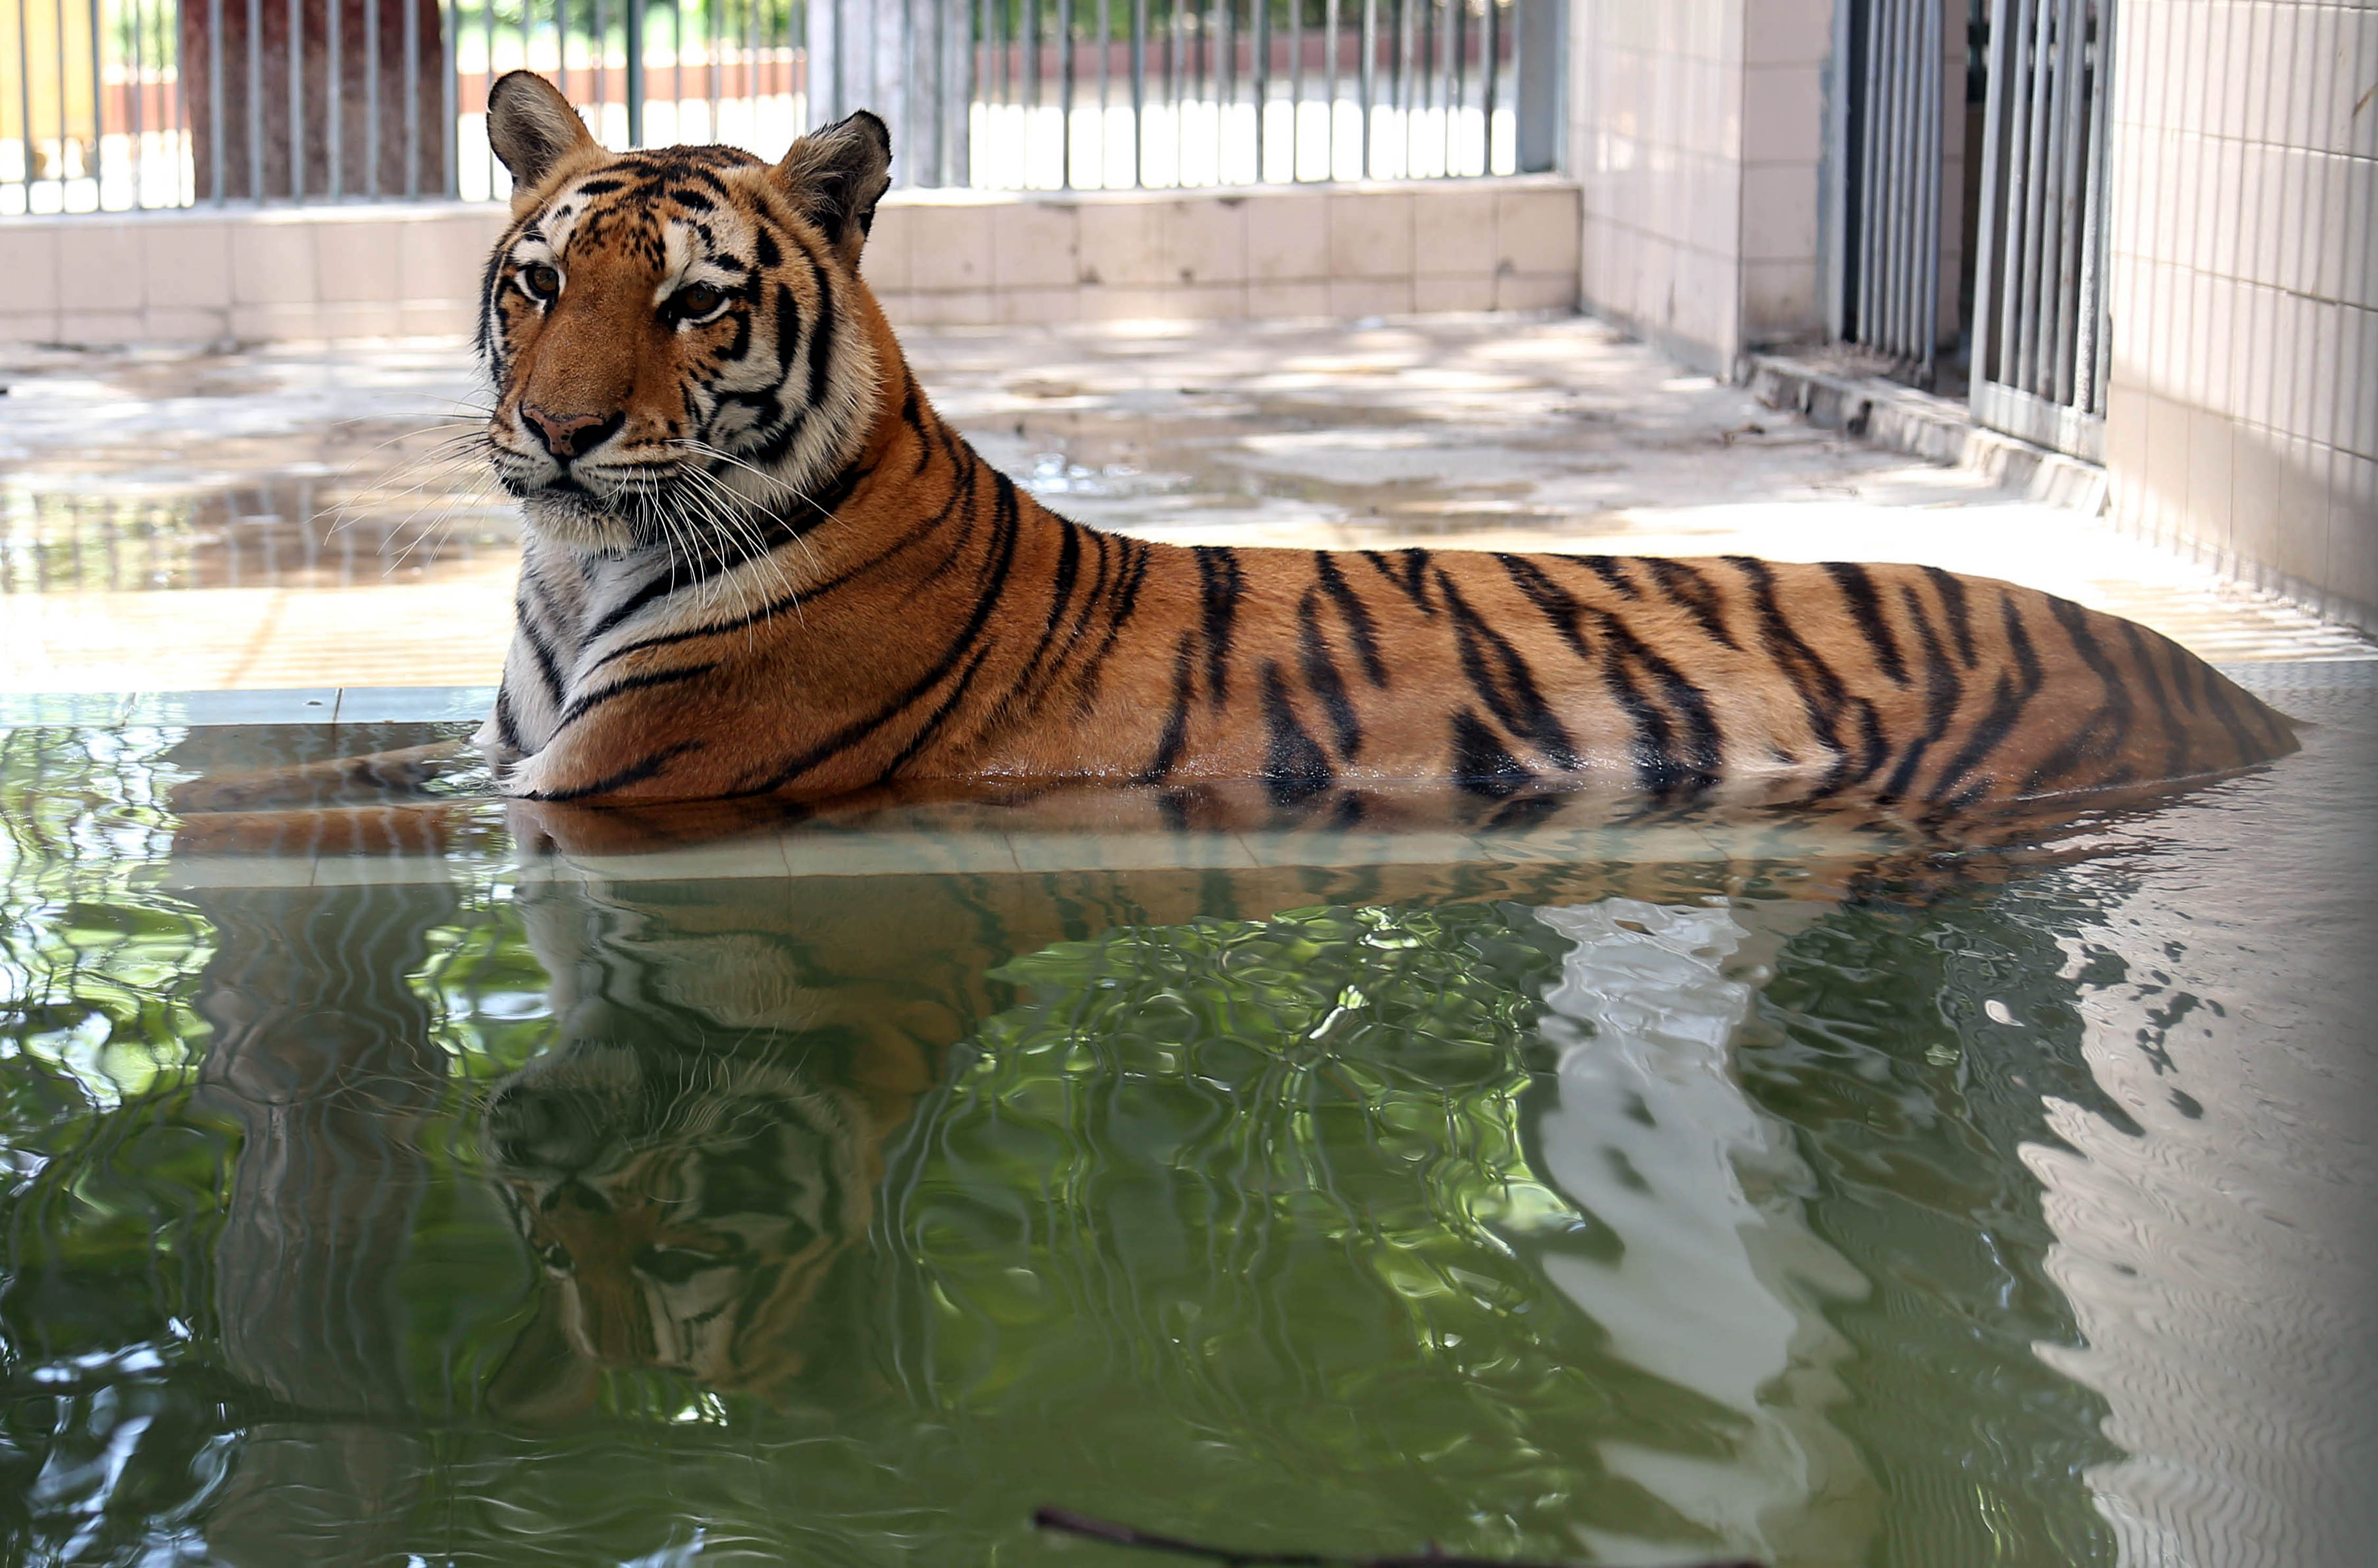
[{"xmin": 522, "ymin": 405, "xmax": 624, "ymax": 461}]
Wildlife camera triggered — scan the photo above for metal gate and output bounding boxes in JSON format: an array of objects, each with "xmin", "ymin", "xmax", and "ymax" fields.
[
  {"xmin": 1837, "ymin": 0, "xmax": 1948, "ymax": 386},
  {"xmin": 1968, "ymin": 0, "xmax": 2113, "ymax": 460}
]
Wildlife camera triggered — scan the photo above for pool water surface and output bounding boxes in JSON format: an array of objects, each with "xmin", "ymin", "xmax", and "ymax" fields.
[{"xmin": 0, "ymin": 670, "xmax": 2371, "ymax": 1566}]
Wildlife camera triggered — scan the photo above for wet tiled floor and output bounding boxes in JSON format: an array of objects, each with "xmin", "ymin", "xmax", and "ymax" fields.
[{"xmin": 3, "ymin": 314, "xmax": 2370, "ymax": 694}]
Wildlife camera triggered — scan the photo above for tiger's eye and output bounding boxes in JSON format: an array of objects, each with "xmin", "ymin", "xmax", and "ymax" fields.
[
  {"xmin": 522, "ymin": 264, "xmax": 561, "ymax": 300},
  {"xmin": 673, "ymin": 283, "xmax": 724, "ymax": 319}
]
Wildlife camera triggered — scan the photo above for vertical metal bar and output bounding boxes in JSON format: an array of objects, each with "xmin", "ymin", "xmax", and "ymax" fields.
[
  {"xmin": 1358, "ymin": 0, "xmax": 1373, "ymax": 175},
  {"xmin": 49, "ymin": 0, "xmax": 63, "ymax": 207},
  {"xmin": 1096, "ymin": 0, "xmax": 1111, "ymax": 186},
  {"xmin": 1168, "ymin": 0, "xmax": 1182, "ymax": 181},
  {"xmin": 705, "ymin": 0, "xmax": 718, "ymax": 132},
  {"xmin": 244, "ymin": 0, "xmax": 262, "ymax": 198},
  {"xmin": 88, "ymin": 0, "xmax": 105, "ymax": 204},
  {"xmin": 1211, "ymin": 0, "xmax": 1226, "ymax": 184},
  {"xmin": 1325, "ymin": 0, "xmax": 1340, "ymax": 179},
  {"xmin": 329, "ymin": 0, "xmax": 344, "ymax": 200},
  {"xmin": 2015, "ymin": 0, "xmax": 2057, "ymax": 394},
  {"xmin": 1967, "ymin": 0, "xmax": 2008, "ymax": 389},
  {"xmin": 1130, "ymin": 0, "xmax": 1145, "ymax": 184},
  {"xmin": 1256, "ymin": 0, "xmax": 1270, "ymax": 182},
  {"xmin": 1480, "ymin": 0, "xmax": 1497, "ymax": 175},
  {"xmin": 2049, "ymin": 0, "xmax": 2088, "ymax": 404},
  {"xmin": 592, "ymin": 0, "xmax": 606, "ymax": 132},
  {"xmin": 1912, "ymin": 0, "xmax": 1931, "ymax": 381},
  {"xmin": 1851, "ymin": 0, "xmax": 1875, "ymax": 343},
  {"xmin": 1990, "ymin": 0, "xmax": 2035, "ymax": 392},
  {"xmin": 443, "ymin": 0, "xmax": 457, "ymax": 191},
  {"xmin": 1441, "ymin": 0, "xmax": 1456, "ymax": 175},
  {"xmin": 744, "ymin": 0, "xmax": 757, "ymax": 144},
  {"xmin": 626, "ymin": 0, "xmax": 643, "ymax": 144},
  {"xmin": 2080, "ymin": 0, "xmax": 2113, "ymax": 415},
  {"xmin": 1290, "ymin": 0, "xmax": 1303, "ymax": 179},
  {"xmin": 1891, "ymin": 0, "xmax": 1917, "ymax": 358},
  {"xmin": 287, "ymin": 0, "xmax": 303, "ymax": 195},
  {"xmin": 365, "ymin": 0, "xmax": 381, "ymax": 196},
  {"xmin": 1060, "ymin": 0, "xmax": 1075, "ymax": 188},
  {"xmin": 209, "ymin": 0, "xmax": 226, "ymax": 199},
  {"xmin": 1395, "ymin": 0, "xmax": 1413, "ymax": 175},
  {"xmin": 131, "ymin": 0, "xmax": 147, "ymax": 208},
  {"xmin": 405, "ymin": 0, "xmax": 421, "ymax": 193},
  {"xmin": 15, "ymin": 0, "xmax": 34, "ymax": 210},
  {"xmin": 1872, "ymin": 0, "xmax": 1898, "ymax": 351}
]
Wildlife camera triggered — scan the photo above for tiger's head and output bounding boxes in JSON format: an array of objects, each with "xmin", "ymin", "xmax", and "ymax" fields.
[{"xmin": 478, "ymin": 71, "xmax": 893, "ymax": 554}]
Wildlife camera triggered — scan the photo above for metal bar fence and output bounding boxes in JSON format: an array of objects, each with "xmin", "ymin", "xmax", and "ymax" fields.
[
  {"xmin": 1970, "ymin": 0, "xmax": 2112, "ymax": 460},
  {"xmin": 1841, "ymin": 0, "xmax": 1946, "ymax": 386},
  {"xmin": 2, "ymin": 0, "xmax": 1553, "ymax": 212}
]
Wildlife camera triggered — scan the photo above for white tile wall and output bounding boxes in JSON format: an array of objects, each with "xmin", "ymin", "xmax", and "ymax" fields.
[
  {"xmin": 1570, "ymin": 0, "xmax": 1834, "ymax": 369},
  {"xmin": 2107, "ymin": 0, "xmax": 2378, "ymax": 629},
  {"xmin": 3, "ymin": 182, "xmax": 1577, "ymax": 350}
]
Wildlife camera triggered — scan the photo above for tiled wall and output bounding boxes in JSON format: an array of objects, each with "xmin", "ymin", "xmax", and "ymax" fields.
[
  {"xmin": 1567, "ymin": 0, "xmax": 1835, "ymax": 375},
  {"xmin": 0, "ymin": 180, "xmax": 1581, "ymax": 349},
  {"xmin": 2103, "ymin": 0, "xmax": 2378, "ymax": 628},
  {"xmin": 0, "ymin": 205, "xmax": 507, "ymax": 347},
  {"xmin": 865, "ymin": 180, "xmax": 1582, "ymax": 325}
]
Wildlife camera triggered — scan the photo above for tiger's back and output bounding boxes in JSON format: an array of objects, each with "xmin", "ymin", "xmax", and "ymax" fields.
[{"xmin": 469, "ymin": 71, "xmax": 2297, "ymax": 814}]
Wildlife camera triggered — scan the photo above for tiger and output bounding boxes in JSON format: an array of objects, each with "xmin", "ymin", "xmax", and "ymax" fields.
[{"xmin": 185, "ymin": 70, "xmax": 2301, "ymax": 827}]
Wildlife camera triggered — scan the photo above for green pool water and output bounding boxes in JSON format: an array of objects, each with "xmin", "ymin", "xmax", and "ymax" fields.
[{"xmin": 0, "ymin": 675, "xmax": 2372, "ymax": 1567}]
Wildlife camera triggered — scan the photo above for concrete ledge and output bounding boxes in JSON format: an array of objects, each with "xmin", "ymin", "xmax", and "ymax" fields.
[
  {"xmin": 0, "ymin": 178, "xmax": 1581, "ymax": 348},
  {"xmin": 0, "ymin": 686, "xmax": 495, "ymax": 729},
  {"xmin": 1748, "ymin": 354, "xmax": 2111, "ymax": 514}
]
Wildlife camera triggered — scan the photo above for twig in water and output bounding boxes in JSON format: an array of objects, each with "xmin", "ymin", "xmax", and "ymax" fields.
[{"xmin": 1032, "ymin": 1508, "xmax": 1764, "ymax": 1568}]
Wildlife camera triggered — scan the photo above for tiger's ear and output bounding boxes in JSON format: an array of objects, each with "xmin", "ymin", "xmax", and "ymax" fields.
[
  {"xmin": 488, "ymin": 71, "xmax": 599, "ymax": 198},
  {"xmin": 775, "ymin": 111, "xmax": 893, "ymax": 265}
]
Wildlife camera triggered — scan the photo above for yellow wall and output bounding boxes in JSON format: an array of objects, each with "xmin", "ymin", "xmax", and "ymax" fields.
[{"xmin": 0, "ymin": 0, "xmax": 102, "ymax": 148}]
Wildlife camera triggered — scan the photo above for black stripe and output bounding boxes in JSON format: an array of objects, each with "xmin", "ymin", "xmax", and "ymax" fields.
[
  {"xmin": 1071, "ymin": 537, "xmax": 1156, "ymax": 714},
  {"xmin": 2026, "ymin": 602, "xmax": 2140, "ymax": 799},
  {"xmin": 1924, "ymin": 565, "xmax": 1979, "ymax": 667},
  {"xmin": 2195, "ymin": 664, "xmax": 2266, "ymax": 764},
  {"xmin": 1879, "ymin": 582, "xmax": 1964, "ymax": 800},
  {"xmin": 523, "ymin": 739, "xmax": 703, "ymax": 803},
  {"xmin": 1450, "ymin": 710, "xmax": 1535, "ymax": 800},
  {"xmin": 874, "ymin": 643, "xmax": 996, "ymax": 784},
  {"xmin": 1296, "ymin": 588, "xmax": 1364, "ymax": 760},
  {"xmin": 1193, "ymin": 544, "xmax": 1245, "ymax": 708},
  {"xmin": 1729, "ymin": 556, "xmax": 1866, "ymax": 791},
  {"xmin": 1260, "ymin": 661, "xmax": 1335, "ymax": 807},
  {"xmin": 1926, "ymin": 593, "xmax": 2046, "ymax": 802},
  {"xmin": 1594, "ymin": 617, "xmax": 1725, "ymax": 800},
  {"xmin": 1500, "ymin": 553, "xmax": 1721, "ymax": 798},
  {"xmin": 773, "ymin": 280, "xmax": 801, "ymax": 379},
  {"xmin": 998, "ymin": 516, "xmax": 1085, "ymax": 713},
  {"xmin": 736, "ymin": 466, "xmax": 1023, "ymax": 795},
  {"xmin": 1313, "ymin": 552, "xmax": 1388, "ymax": 685},
  {"xmin": 1823, "ymin": 561, "xmax": 1911, "ymax": 685},
  {"xmin": 586, "ymin": 478, "xmax": 970, "ymax": 673},
  {"xmin": 803, "ymin": 249, "xmax": 837, "ymax": 412},
  {"xmin": 1496, "ymin": 554, "xmax": 1593, "ymax": 660},
  {"xmin": 2121, "ymin": 618, "xmax": 2191, "ymax": 782},
  {"xmin": 493, "ymin": 685, "xmax": 524, "ymax": 753},
  {"xmin": 1361, "ymin": 548, "xmax": 1437, "ymax": 615},
  {"xmin": 514, "ymin": 596, "xmax": 570, "ymax": 706},
  {"xmin": 1576, "ymin": 555, "xmax": 1641, "ymax": 600},
  {"xmin": 1647, "ymin": 558, "xmax": 1740, "ymax": 648},
  {"xmin": 1437, "ymin": 571, "xmax": 1581, "ymax": 769},
  {"xmin": 1135, "ymin": 632, "xmax": 1199, "ymax": 784},
  {"xmin": 553, "ymin": 661, "xmax": 720, "ymax": 732}
]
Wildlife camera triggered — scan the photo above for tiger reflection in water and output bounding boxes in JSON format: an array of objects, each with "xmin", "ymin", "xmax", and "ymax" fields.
[{"xmin": 480, "ymin": 860, "xmax": 944, "ymax": 1416}]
